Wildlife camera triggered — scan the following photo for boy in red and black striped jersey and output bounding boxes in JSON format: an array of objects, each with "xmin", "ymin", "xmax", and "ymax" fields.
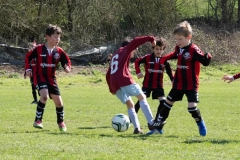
[
  {"xmin": 24, "ymin": 40, "xmax": 38, "ymax": 104},
  {"xmin": 25, "ymin": 24, "xmax": 71, "ymax": 132},
  {"xmin": 134, "ymin": 37, "xmax": 173, "ymax": 133},
  {"xmin": 148, "ymin": 21, "xmax": 212, "ymax": 136}
]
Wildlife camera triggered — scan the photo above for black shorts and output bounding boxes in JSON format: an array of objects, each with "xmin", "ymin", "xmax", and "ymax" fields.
[
  {"xmin": 36, "ymin": 82, "xmax": 61, "ymax": 96},
  {"xmin": 166, "ymin": 89, "xmax": 199, "ymax": 103},
  {"xmin": 142, "ymin": 87, "xmax": 165, "ymax": 99}
]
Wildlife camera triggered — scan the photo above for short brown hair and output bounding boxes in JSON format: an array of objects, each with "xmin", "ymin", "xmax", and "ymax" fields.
[
  {"xmin": 173, "ymin": 21, "xmax": 192, "ymax": 37},
  {"xmin": 153, "ymin": 37, "xmax": 167, "ymax": 50},
  {"xmin": 46, "ymin": 24, "xmax": 62, "ymax": 36}
]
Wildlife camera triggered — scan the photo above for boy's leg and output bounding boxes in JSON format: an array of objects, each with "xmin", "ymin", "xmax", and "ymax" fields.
[
  {"xmin": 135, "ymin": 88, "xmax": 150, "ymax": 113},
  {"xmin": 134, "ymin": 100, "xmax": 140, "ymax": 113},
  {"xmin": 52, "ymin": 95, "xmax": 66, "ymax": 132},
  {"xmin": 136, "ymin": 94, "xmax": 154, "ymax": 125},
  {"xmin": 187, "ymin": 91, "xmax": 207, "ymax": 136},
  {"xmin": 155, "ymin": 99, "xmax": 166, "ymax": 121},
  {"xmin": 126, "ymin": 100, "xmax": 142, "ymax": 134},
  {"xmin": 31, "ymin": 83, "xmax": 38, "ymax": 103},
  {"xmin": 152, "ymin": 89, "xmax": 166, "ymax": 121},
  {"xmin": 49, "ymin": 85, "xmax": 67, "ymax": 132},
  {"xmin": 116, "ymin": 87, "xmax": 143, "ymax": 134},
  {"xmin": 33, "ymin": 87, "xmax": 49, "ymax": 129}
]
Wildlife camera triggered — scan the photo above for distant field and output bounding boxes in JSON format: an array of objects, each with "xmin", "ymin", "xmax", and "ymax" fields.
[{"xmin": 0, "ymin": 64, "xmax": 240, "ymax": 159}]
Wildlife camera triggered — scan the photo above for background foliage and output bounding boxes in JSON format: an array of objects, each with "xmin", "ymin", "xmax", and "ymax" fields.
[{"xmin": 1, "ymin": 0, "xmax": 240, "ymax": 63}]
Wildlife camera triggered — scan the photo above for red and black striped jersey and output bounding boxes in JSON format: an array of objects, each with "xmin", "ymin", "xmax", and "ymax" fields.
[
  {"xmin": 25, "ymin": 44, "xmax": 71, "ymax": 86},
  {"xmin": 135, "ymin": 53, "xmax": 173, "ymax": 89},
  {"xmin": 161, "ymin": 43, "xmax": 211, "ymax": 91}
]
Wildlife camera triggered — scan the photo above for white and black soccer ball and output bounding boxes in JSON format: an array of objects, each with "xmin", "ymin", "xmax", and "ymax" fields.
[{"xmin": 112, "ymin": 113, "xmax": 131, "ymax": 132}]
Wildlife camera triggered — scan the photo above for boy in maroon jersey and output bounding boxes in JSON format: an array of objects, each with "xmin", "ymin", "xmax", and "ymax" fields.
[
  {"xmin": 106, "ymin": 36, "xmax": 156, "ymax": 134},
  {"xmin": 25, "ymin": 24, "xmax": 71, "ymax": 132},
  {"xmin": 134, "ymin": 37, "xmax": 173, "ymax": 134},
  {"xmin": 222, "ymin": 73, "xmax": 240, "ymax": 82},
  {"xmin": 148, "ymin": 21, "xmax": 212, "ymax": 136}
]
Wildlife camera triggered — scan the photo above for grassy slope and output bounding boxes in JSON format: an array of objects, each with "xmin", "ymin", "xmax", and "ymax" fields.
[{"xmin": 0, "ymin": 64, "xmax": 240, "ymax": 159}]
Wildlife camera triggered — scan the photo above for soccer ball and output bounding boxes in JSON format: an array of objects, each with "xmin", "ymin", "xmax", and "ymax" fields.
[{"xmin": 112, "ymin": 113, "xmax": 131, "ymax": 132}]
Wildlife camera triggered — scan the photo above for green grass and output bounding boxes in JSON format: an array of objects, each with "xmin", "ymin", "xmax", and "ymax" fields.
[{"xmin": 0, "ymin": 64, "xmax": 240, "ymax": 159}]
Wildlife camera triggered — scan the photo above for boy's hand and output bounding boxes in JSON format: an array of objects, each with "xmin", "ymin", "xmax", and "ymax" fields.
[
  {"xmin": 137, "ymin": 73, "xmax": 143, "ymax": 79},
  {"xmin": 151, "ymin": 40, "xmax": 156, "ymax": 47},
  {"xmin": 222, "ymin": 75, "xmax": 234, "ymax": 83},
  {"xmin": 64, "ymin": 64, "xmax": 71, "ymax": 73},
  {"xmin": 25, "ymin": 70, "xmax": 32, "ymax": 77}
]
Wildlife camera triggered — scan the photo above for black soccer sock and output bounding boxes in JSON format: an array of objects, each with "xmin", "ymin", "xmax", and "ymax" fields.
[
  {"xmin": 35, "ymin": 101, "xmax": 46, "ymax": 121},
  {"xmin": 134, "ymin": 101, "xmax": 140, "ymax": 113},
  {"xmin": 188, "ymin": 106, "xmax": 202, "ymax": 123},
  {"xmin": 31, "ymin": 84, "xmax": 37, "ymax": 101},
  {"xmin": 156, "ymin": 102, "xmax": 172, "ymax": 122},
  {"xmin": 56, "ymin": 106, "xmax": 64, "ymax": 123},
  {"xmin": 154, "ymin": 100, "xmax": 165, "ymax": 121}
]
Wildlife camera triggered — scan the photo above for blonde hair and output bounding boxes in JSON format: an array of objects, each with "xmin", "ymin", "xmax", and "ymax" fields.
[{"xmin": 173, "ymin": 21, "xmax": 192, "ymax": 37}]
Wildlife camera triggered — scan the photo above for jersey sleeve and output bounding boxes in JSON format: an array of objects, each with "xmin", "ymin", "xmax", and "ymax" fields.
[
  {"xmin": 134, "ymin": 56, "xmax": 147, "ymax": 74},
  {"xmin": 106, "ymin": 68, "xmax": 113, "ymax": 93},
  {"xmin": 25, "ymin": 48, "xmax": 37, "ymax": 71},
  {"xmin": 125, "ymin": 36, "xmax": 155, "ymax": 54},
  {"xmin": 59, "ymin": 48, "xmax": 71, "ymax": 69},
  {"xmin": 165, "ymin": 61, "xmax": 174, "ymax": 81},
  {"xmin": 160, "ymin": 45, "xmax": 178, "ymax": 64},
  {"xmin": 233, "ymin": 73, "xmax": 240, "ymax": 80},
  {"xmin": 192, "ymin": 45, "xmax": 212, "ymax": 66}
]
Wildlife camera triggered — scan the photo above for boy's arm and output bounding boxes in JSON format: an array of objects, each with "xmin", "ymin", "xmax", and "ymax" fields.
[
  {"xmin": 194, "ymin": 52, "xmax": 212, "ymax": 66},
  {"xmin": 126, "ymin": 36, "xmax": 155, "ymax": 53},
  {"xmin": 25, "ymin": 48, "xmax": 37, "ymax": 73},
  {"xmin": 134, "ymin": 56, "xmax": 146, "ymax": 74},
  {"xmin": 192, "ymin": 45, "xmax": 212, "ymax": 66},
  {"xmin": 165, "ymin": 61, "xmax": 174, "ymax": 81},
  {"xmin": 59, "ymin": 49, "xmax": 71, "ymax": 73}
]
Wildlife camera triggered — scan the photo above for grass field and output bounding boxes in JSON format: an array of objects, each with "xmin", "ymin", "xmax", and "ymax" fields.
[{"xmin": 0, "ymin": 64, "xmax": 240, "ymax": 160}]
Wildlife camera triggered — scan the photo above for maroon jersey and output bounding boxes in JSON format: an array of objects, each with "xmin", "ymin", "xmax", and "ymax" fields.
[
  {"xmin": 135, "ymin": 53, "xmax": 173, "ymax": 89},
  {"xmin": 25, "ymin": 44, "xmax": 71, "ymax": 86},
  {"xmin": 161, "ymin": 43, "xmax": 211, "ymax": 91},
  {"xmin": 106, "ymin": 36, "xmax": 155, "ymax": 94}
]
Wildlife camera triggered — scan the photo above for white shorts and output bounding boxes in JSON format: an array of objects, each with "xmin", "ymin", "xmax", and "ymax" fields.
[{"xmin": 115, "ymin": 83, "xmax": 143, "ymax": 104}]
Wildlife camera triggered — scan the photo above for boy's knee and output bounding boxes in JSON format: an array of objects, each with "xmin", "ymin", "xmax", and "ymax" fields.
[{"xmin": 42, "ymin": 96, "xmax": 49, "ymax": 101}]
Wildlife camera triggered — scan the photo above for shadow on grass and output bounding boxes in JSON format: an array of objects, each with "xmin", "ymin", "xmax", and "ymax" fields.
[
  {"xmin": 78, "ymin": 126, "xmax": 111, "ymax": 130},
  {"xmin": 183, "ymin": 139, "xmax": 240, "ymax": 144},
  {"xmin": 3, "ymin": 129, "xmax": 51, "ymax": 134}
]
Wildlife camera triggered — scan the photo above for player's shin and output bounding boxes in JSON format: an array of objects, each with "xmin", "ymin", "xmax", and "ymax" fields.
[
  {"xmin": 56, "ymin": 106, "xmax": 64, "ymax": 123},
  {"xmin": 154, "ymin": 100, "xmax": 165, "ymax": 121},
  {"xmin": 188, "ymin": 106, "xmax": 202, "ymax": 122},
  {"xmin": 134, "ymin": 100, "xmax": 140, "ymax": 113},
  {"xmin": 35, "ymin": 101, "xmax": 46, "ymax": 121},
  {"xmin": 128, "ymin": 108, "xmax": 140, "ymax": 129},
  {"xmin": 139, "ymin": 99, "xmax": 154, "ymax": 125}
]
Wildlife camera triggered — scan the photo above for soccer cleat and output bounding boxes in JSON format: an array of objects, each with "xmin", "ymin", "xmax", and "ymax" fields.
[
  {"xmin": 58, "ymin": 122, "xmax": 67, "ymax": 132},
  {"xmin": 146, "ymin": 129, "xmax": 163, "ymax": 135},
  {"xmin": 133, "ymin": 128, "xmax": 143, "ymax": 134},
  {"xmin": 31, "ymin": 100, "xmax": 38, "ymax": 104},
  {"xmin": 152, "ymin": 120, "xmax": 166, "ymax": 130},
  {"xmin": 197, "ymin": 120, "xmax": 207, "ymax": 136},
  {"xmin": 33, "ymin": 120, "xmax": 43, "ymax": 129}
]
